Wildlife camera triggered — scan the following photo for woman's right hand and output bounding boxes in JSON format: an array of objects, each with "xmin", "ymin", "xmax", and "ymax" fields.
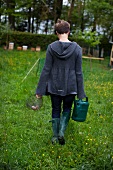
[{"xmin": 36, "ymin": 94, "xmax": 42, "ymax": 99}]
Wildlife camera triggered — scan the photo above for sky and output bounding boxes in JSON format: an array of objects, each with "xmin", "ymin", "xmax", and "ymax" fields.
[{"xmin": 63, "ymin": 0, "xmax": 68, "ymax": 5}]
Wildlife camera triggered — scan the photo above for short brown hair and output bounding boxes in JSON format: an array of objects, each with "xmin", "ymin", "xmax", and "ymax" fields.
[{"xmin": 55, "ymin": 19, "xmax": 70, "ymax": 34}]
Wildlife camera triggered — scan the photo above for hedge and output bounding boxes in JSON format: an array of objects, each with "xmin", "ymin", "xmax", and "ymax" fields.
[
  {"xmin": 0, "ymin": 31, "xmax": 111, "ymax": 55},
  {"xmin": 0, "ymin": 31, "xmax": 91, "ymax": 50},
  {"xmin": 0, "ymin": 31, "xmax": 58, "ymax": 50}
]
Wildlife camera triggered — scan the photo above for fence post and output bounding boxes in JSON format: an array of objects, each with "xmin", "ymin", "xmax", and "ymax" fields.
[{"xmin": 110, "ymin": 43, "xmax": 113, "ymax": 68}]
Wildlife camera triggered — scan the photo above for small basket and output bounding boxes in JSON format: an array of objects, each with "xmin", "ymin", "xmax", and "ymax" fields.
[{"xmin": 26, "ymin": 94, "xmax": 43, "ymax": 110}]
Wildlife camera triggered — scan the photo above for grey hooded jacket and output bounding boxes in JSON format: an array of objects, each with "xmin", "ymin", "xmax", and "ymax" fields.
[{"xmin": 36, "ymin": 41, "xmax": 86, "ymax": 99}]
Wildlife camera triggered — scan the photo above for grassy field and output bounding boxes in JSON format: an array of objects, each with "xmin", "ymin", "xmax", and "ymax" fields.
[{"xmin": 0, "ymin": 49, "xmax": 113, "ymax": 170}]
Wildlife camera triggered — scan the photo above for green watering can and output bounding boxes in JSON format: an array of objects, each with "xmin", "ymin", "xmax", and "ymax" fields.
[{"xmin": 72, "ymin": 97, "xmax": 89, "ymax": 122}]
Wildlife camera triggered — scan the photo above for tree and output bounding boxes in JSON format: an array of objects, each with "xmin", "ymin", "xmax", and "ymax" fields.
[
  {"xmin": 72, "ymin": 29, "xmax": 102, "ymax": 56},
  {"xmin": 54, "ymin": 0, "xmax": 63, "ymax": 22},
  {"xmin": 6, "ymin": 0, "xmax": 15, "ymax": 29},
  {"xmin": 87, "ymin": 0, "xmax": 113, "ymax": 38},
  {"xmin": 0, "ymin": 0, "xmax": 4, "ymax": 23},
  {"xmin": 67, "ymin": 0, "xmax": 75, "ymax": 23},
  {"xmin": 0, "ymin": 22, "xmax": 12, "ymax": 48},
  {"xmin": 0, "ymin": 0, "xmax": 113, "ymax": 38}
]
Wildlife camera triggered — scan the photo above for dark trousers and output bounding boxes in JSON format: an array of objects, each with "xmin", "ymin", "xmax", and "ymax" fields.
[{"xmin": 50, "ymin": 94, "xmax": 75, "ymax": 118}]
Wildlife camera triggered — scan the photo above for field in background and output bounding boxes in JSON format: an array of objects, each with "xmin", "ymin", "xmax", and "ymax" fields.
[{"xmin": 0, "ymin": 49, "xmax": 113, "ymax": 170}]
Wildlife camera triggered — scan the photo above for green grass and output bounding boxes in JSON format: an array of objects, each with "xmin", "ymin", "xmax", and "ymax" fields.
[{"xmin": 0, "ymin": 49, "xmax": 113, "ymax": 170}]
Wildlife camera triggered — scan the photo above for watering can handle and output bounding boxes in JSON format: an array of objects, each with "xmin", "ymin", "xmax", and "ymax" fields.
[
  {"xmin": 86, "ymin": 97, "xmax": 88, "ymax": 102},
  {"xmin": 78, "ymin": 97, "xmax": 88, "ymax": 102}
]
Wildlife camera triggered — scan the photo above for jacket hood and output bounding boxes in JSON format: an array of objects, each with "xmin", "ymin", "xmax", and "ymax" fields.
[{"xmin": 49, "ymin": 41, "xmax": 77, "ymax": 59}]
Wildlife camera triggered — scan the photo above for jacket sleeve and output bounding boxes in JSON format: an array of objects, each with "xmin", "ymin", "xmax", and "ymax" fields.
[
  {"xmin": 75, "ymin": 47, "xmax": 86, "ymax": 99},
  {"xmin": 36, "ymin": 46, "xmax": 53, "ymax": 95}
]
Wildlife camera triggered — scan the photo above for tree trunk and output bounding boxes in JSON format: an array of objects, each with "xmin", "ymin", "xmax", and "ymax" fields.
[
  {"xmin": 28, "ymin": 7, "xmax": 31, "ymax": 32},
  {"xmin": 0, "ymin": 0, "xmax": 1, "ymax": 23},
  {"xmin": 32, "ymin": 16, "xmax": 34, "ymax": 33},
  {"xmin": 7, "ymin": 0, "xmax": 15, "ymax": 30},
  {"xmin": 80, "ymin": 0, "xmax": 86, "ymax": 32},
  {"xmin": 92, "ymin": 17, "xmax": 97, "ymax": 32},
  {"xmin": 54, "ymin": 0, "xmax": 63, "ymax": 23},
  {"xmin": 68, "ymin": 0, "xmax": 75, "ymax": 22},
  {"xmin": 45, "ymin": 19, "xmax": 49, "ymax": 34}
]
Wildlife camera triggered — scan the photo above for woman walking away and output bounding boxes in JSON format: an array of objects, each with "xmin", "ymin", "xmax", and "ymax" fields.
[{"xmin": 36, "ymin": 19, "xmax": 86, "ymax": 145}]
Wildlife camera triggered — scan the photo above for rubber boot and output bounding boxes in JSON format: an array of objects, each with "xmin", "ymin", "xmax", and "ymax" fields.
[
  {"xmin": 51, "ymin": 118, "xmax": 60, "ymax": 144},
  {"xmin": 58, "ymin": 112, "xmax": 71, "ymax": 145}
]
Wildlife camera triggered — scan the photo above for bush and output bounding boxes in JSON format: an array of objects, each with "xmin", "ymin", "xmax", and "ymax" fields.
[
  {"xmin": 0, "ymin": 31, "xmax": 59, "ymax": 50},
  {"xmin": 0, "ymin": 31, "xmax": 111, "ymax": 55},
  {"xmin": 0, "ymin": 31, "xmax": 90, "ymax": 51}
]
